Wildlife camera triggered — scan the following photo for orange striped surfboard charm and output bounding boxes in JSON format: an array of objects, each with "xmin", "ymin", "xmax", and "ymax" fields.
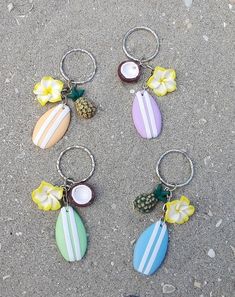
[{"xmin": 32, "ymin": 104, "xmax": 71, "ymax": 149}]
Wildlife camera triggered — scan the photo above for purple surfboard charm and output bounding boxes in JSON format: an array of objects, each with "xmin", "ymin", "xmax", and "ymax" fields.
[{"xmin": 132, "ymin": 90, "xmax": 162, "ymax": 139}]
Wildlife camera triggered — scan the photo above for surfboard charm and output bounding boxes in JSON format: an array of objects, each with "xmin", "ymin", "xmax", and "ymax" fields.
[
  {"xmin": 132, "ymin": 90, "xmax": 162, "ymax": 139},
  {"xmin": 32, "ymin": 104, "xmax": 71, "ymax": 149},
  {"xmin": 55, "ymin": 206, "xmax": 87, "ymax": 262},
  {"xmin": 133, "ymin": 221, "xmax": 168, "ymax": 275}
]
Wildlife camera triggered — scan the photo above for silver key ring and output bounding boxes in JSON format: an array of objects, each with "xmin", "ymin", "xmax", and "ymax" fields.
[
  {"xmin": 122, "ymin": 26, "xmax": 160, "ymax": 63},
  {"xmin": 156, "ymin": 149, "xmax": 194, "ymax": 189},
  {"xmin": 57, "ymin": 145, "xmax": 95, "ymax": 184},
  {"xmin": 59, "ymin": 48, "xmax": 97, "ymax": 85}
]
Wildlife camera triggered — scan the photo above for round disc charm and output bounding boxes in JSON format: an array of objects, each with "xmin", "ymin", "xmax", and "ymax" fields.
[
  {"xmin": 68, "ymin": 183, "xmax": 94, "ymax": 207},
  {"xmin": 118, "ymin": 60, "xmax": 141, "ymax": 83}
]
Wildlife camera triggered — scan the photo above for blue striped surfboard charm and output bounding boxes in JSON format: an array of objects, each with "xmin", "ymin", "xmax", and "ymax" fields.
[
  {"xmin": 55, "ymin": 206, "xmax": 87, "ymax": 262},
  {"xmin": 133, "ymin": 220, "xmax": 168, "ymax": 275}
]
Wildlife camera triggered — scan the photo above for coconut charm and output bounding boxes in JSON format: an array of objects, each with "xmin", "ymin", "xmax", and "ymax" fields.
[
  {"xmin": 67, "ymin": 87, "xmax": 96, "ymax": 119},
  {"xmin": 118, "ymin": 60, "xmax": 141, "ymax": 83},
  {"xmin": 68, "ymin": 183, "xmax": 94, "ymax": 207}
]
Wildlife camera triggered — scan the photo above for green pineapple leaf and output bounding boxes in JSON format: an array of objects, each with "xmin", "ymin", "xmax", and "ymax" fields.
[
  {"xmin": 67, "ymin": 87, "xmax": 85, "ymax": 101},
  {"xmin": 153, "ymin": 184, "xmax": 170, "ymax": 203}
]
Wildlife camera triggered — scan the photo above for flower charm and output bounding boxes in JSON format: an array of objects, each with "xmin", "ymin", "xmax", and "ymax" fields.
[
  {"xmin": 165, "ymin": 196, "xmax": 195, "ymax": 224},
  {"xmin": 32, "ymin": 181, "xmax": 63, "ymax": 211},
  {"xmin": 33, "ymin": 76, "xmax": 64, "ymax": 106},
  {"xmin": 146, "ymin": 66, "xmax": 176, "ymax": 97}
]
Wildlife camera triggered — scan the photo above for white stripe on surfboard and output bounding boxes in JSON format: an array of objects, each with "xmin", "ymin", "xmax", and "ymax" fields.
[
  {"xmin": 136, "ymin": 92, "xmax": 152, "ymax": 139},
  {"xmin": 40, "ymin": 105, "xmax": 70, "ymax": 149},
  {"xmin": 138, "ymin": 221, "xmax": 160, "ymax": 273},
  {"xmin": 61, "ymin": 207, "xmax": 75, "ymax": 261},
  {"xmin": 143, "ymin": 223, "xmax": 167, "ymax": 275},
  {"xmin": 144, "ymin": 91, "xmax": 158, "ymax": 137},
  {"xmin": 68, "ymin": 206, "xmax": 82, "ymax": 261},
  {"xmin": 33, "ymin": 104, "xmax": 62, "ymax": 145}
]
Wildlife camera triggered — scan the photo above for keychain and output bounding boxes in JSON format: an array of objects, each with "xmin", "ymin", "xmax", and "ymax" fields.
[
  {"xmin": 133, "ymin": 150, "xmax": 195, "ymax": 275},
  {"xmin": 32, "ymin": 49, "xmax": 97, "ymax": 149},
  {"xmin": 31, "ymin": 145, "xmax": 96, "ymax": 262},
  {"xmin": 118, "ymin": 27, "xmax": 177, "ymax": 139}
]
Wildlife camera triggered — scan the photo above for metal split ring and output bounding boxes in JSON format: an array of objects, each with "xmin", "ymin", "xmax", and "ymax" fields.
[
  {"xmin": 122, "ymin": 26, "xmax": 160, "ymax": 63},
  {"xmin": 57, "ymin": 145, "xmax": 95, "ymax": 184},
  {"xmin": 60, "ymin": 48, "xmax": 97, "ymax": 85},
  {"xmin": 156, "ymin": 149, "xmax": 194, "ymax": 189}
]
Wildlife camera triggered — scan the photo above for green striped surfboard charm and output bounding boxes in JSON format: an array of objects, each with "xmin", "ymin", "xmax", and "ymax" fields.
[{"xmin": 55, "ymin": 206, "xmax": 87, "ymax": 262}]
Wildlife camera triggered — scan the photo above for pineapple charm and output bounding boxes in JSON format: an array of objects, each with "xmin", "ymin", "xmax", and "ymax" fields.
[
  {"xmin": 67, "ymin": 86, "xmax": 96, "ymax": 119},
  {"xmin": 133, "ymin": 184, "xmax": 170, "ymax": 213}
]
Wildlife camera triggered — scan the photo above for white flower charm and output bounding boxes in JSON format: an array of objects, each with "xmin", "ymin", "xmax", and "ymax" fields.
[
  {"xmin": 32, "ymin": 181, "xmax": 63, "ymax": 211},
  {"xmin": 165, "ymin": 196, "xmax": 195, "ymax": 224},
  {"xmin": 147, "ymin": 66, "xmax": 176, "ymax": 97},
  {"xmin": 33, "ymin": 76, "xmax": 64, "ymax": 106}
]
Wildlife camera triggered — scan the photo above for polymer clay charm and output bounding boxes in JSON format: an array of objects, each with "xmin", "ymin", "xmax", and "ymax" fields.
[
  {"xmin": 32, "ymin": 49, "xmax": 97, "ymax": 149},
  {"xmin": 68, "ymin": 183, "xmax": 94, "ymax": 207},
  {"xmin": 32, "ymin": 104, "xmax": 70, "ymax": 149},
  {"xmin": 56, "ymin": 206, "xmax": 87, "ymax": 261},
  {"xmin": 133, "ymin": 220, "xmax": 168, "ymax": 275},
  {"xmin": 31, "ymin": 145, "xmax": 96, "ymax": 262},
  {"xmin": 67, "ymin": 86, "xmax": 96, "ymax": 119},
  {"xmin": 118, "ymin": 61, "xmax": 141, "ymax": 82},
  {"xmin": 118, "ymin": 27, "xmax": 177, "ymax": 139},
  {"xmin": 133, "ymin": 150, "xmax": 195, "ymax": 275},
  {"xmin": 133, "ymin": 184, "xmax": 170, "ymax": 213},
  {"xmin": 132, "ymin": 90, "xmax": 162, "ymax": 139}
]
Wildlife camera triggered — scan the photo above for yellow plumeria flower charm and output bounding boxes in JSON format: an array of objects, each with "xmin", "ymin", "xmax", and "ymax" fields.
[
  {"xmin": 32, "ymin": 181, "xmax": 63, "ymax": 211},
  {"xmin": 165, "ymin": 196, "xmax": 195, "ymax": 224},
  {"xmin": 33, "ymin": 76, "xmax": 64, "ymax": 106},
  {"xmin": 147, "ymin": 66, "xmax": 176, "ymax": 97}
]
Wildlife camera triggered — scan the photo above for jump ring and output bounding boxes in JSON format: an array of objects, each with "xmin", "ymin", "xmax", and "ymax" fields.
[
  {"xmin": 122, "ymin": 26, "xmax": 160, "ymax": 63},
  {"xmin": 57, "ymin": 145, "xmax": 95, "ymax": 184},
  {"xmin": 59, "ymin": 48, "xmax": 97, "ymax": 85},
  {"xmin": 156, "ymin": 149, "xmax": 194, "ymax": 189}
]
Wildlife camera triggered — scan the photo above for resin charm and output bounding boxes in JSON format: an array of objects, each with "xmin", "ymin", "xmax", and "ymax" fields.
[
  {"xmin": 68, "ymin": 183, "xmax": 94, "ymax": 207},
  {"xmin": 118, "ymin": 61, "xmax": 141, "ymax": 83},
  {"xmin": 132, "ymin": 90, "xmax": 162, "ymax": 139},
  {"xmin": 55, "ymin": 206, "xmax": 87, "ymax": 262},
  {"xmin": 32, "ymin": 104, "xmax": 71, "ymax": 149},
  {"xmin": 133, "ymin": 220, "xmax": 168, "ymax": 275}
]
